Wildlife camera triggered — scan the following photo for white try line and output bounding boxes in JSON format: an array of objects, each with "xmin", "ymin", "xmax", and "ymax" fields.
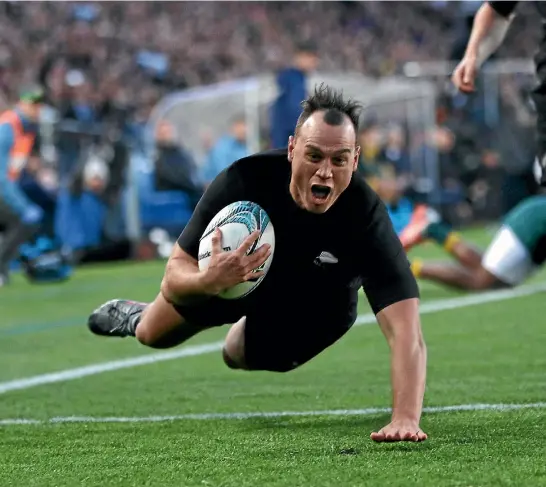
[
  {"xmin": 1, "ymin": 402, "xmax": 545, "ymax": 426},
  {"xmin": 355, "ymin": 282, "xmax": 546, "ymax": 325},
  {"xmin": 1, "ymin": 282, "xmax": 545, "ymax": 396}
]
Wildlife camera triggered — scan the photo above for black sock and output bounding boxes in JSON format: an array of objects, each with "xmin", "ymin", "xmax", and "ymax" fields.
[{"xmin": 127, "ymin": 304, "xmax": 146, "ymax": 336}]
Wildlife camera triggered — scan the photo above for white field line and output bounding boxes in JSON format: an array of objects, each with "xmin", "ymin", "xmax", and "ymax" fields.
[
  {"xmin": 354, "ymin": 282, "xmax": 546, "ymax": 325},
  {"xmin": 1, "ymin": 402, "xmax": 545, "ymax": 426},
  {"xmin": 0, "ymin": 342, "xmax": 224, "ymax": 394},
  {"xmin": 1, "ymin": 282, "xmax": 545, "ymax": 396}
]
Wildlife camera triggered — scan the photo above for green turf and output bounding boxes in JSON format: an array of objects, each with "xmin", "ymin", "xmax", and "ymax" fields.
[{"xmin": 0, "ymin": 228, "xmax": 545, "ymax": 486}]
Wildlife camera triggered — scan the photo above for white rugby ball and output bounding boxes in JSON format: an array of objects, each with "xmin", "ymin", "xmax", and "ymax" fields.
[{"xmin": 198, "ymin": 201, "xmax": 275, "ymax": 299}]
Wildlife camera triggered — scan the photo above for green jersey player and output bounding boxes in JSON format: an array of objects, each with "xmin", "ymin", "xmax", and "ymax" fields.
[{"xmin": 402, "ymin": 195, "xmax": 546, "ymax": 290}]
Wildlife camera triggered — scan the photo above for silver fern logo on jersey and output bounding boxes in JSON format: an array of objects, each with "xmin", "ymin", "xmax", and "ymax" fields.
[{"xmin": 314, "ymin": 251, "xmax": 338, "ymax": 266}]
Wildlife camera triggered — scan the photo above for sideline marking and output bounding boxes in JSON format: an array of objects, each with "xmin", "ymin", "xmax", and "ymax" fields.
[
  {"xmin": 1, "ymin": 283, "xmax": 545, "ymax": 395},
  {"xmin": 1, "ymin": 402, "xmax": 545, "ymax": 426}
]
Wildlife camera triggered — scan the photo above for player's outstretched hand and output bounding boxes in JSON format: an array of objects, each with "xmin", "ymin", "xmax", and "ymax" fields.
[
  {"xmin": 451, "ymin": 55, "xmax": 478, "ymax": 93},
  {"xmin": 204, "ymin": 228, "xmax": 271, "ymax": 294},
  {"xmin": 371, "ymin": 419, "xmax": 427, "ymax": 443}
]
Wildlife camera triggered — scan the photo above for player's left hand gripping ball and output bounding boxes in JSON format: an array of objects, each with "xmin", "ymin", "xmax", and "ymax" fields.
[{"xmin": 371, "ymin": 419, "xmax": 428, "ymax": 443}]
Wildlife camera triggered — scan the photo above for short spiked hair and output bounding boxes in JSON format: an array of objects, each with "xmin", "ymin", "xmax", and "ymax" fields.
[{"xmin": 295, "ymin": 83, "xmax": 362, "ymax": 137}]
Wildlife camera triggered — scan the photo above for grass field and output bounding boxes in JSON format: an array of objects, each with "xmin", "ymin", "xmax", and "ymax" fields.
[{"xmin": 1, "ymin": 227, "xmax": 545, "ymax": 486}]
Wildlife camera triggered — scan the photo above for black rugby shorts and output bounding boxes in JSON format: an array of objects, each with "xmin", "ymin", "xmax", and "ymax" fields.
[{"xmin": 173, "ymin": 298, "xmax": 354, "ymax": 372}]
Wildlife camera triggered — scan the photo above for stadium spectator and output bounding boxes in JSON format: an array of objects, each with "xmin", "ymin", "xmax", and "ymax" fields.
[
  {"xmin": 19, "ymin": 148, "xmax": 57, "ymax": 238},
  {"xmin": 82, "ymin": 155, "xmax": 109, "ymax": 196},
  {"xmin": 202, "ymin": 117, "xmax": 248, "ymax": 186},
  {"xmin": 269, "ymin": 41, "xmax": 319, "ymax": 149},
  {"xmin": 0, "ymin": 86, "xmax": 44, "ymax": 286},
  {"xmin": 154, "ymin": 120, "xmax": 204, "ymax": 210},
  {"xmin": 381, "ymin": 124, "xmax": 411, "ymax": 179},
  {"xmin": 356, "ymin": 121, "xmax": 385, "ymax": 190}
]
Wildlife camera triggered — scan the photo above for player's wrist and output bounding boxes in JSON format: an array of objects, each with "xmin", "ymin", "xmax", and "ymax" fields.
[
  {"xmin": 463, "ymin": 50, "xmax": 478, "ymax": 62},
  {"xmin": 199, "ymin": 268, "xmax": 223, "ymax": 296}
]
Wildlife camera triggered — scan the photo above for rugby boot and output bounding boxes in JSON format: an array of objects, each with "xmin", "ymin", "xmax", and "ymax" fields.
[
  {"xmin": 399, "ymin": 204, "xmax": 441, "ymax": 252},
  {"xmin": 88, "ymin": 299, "xmax": 146, "ymax": 337}
]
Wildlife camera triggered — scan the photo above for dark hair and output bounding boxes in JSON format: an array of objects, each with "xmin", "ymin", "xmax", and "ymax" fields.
[
  {"xmin": 295, "ymin": 40, "xmax": 318, "ymax": 55},
  {"xmin": 295, "ymin": 83, "xmax": 362, "ymax": 136}
]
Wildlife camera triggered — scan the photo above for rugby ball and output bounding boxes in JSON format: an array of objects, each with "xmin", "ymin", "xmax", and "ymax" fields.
[{"xmin": 198, "ymin": 201, "xmax": 275, "ymax": 299}]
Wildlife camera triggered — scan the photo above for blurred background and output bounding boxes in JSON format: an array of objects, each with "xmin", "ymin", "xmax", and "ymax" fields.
[{"xmin": 0, "ymin": 0, "xmax": 540, "ymax": 273}]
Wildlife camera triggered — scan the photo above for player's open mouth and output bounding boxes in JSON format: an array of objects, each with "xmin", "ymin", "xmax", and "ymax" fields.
[{"xmin": 311, "ymin": 184, "xmax": 332, "ymax": 203}]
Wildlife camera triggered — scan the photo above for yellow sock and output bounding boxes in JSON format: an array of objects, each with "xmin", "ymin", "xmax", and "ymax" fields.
[
  {"xmin": 444, "ymin": 232, "xmax": 462, "ymax": 253},
  {"xmin": 410, "ymin": 258, "xmax": 423, "ymax": 278}
]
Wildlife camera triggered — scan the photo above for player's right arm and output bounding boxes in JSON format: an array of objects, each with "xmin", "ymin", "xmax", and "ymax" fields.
[
  {"xmin": 359, "ymin": 195, "xmax": 427, "ymax": 442},
  {"xmin": 452, "ymin": 2, "xmax": 517, "ymax": 93},
  {"xmin": 161, "ymin": 166, "xmax": 270, "ymax": 305}
]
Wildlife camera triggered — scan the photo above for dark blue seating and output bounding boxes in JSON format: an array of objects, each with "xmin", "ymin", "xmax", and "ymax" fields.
[
  {"xmin": 136, "ymin": 170, "xmax": 193, "ymax": 235},
  {"xmin": 55, "ymin": 188, "xmax": 106, "ymax": 250}
]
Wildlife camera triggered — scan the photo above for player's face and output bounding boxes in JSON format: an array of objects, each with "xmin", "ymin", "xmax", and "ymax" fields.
[{"xmin": 288, "ymin": 113, "xmax": 359, "ymax": 214}]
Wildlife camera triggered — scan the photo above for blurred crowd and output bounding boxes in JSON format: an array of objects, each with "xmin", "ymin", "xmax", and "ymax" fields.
[
  {"xmin": 0, "ymin": 1, "xmax": 541, "ymax": 262},
  {"xmin": 356, "ymin": 95, "xmax": 536, "ymax": 228},
  {"xmin": 0, "ymin": 1, "xmax": 540, "ymax": 110}
]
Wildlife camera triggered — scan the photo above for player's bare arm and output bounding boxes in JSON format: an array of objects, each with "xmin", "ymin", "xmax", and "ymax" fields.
[
  {"xmin": 160, "ymin": 244, "xmax": 209, "ymax": 305},
  {"xmin": 161, "ymin": 230, "xmax": 271, "ymax": 305},
  {"xmin": 452, "ymin": 2, "xmax": 515, "ymax": 93},
  {"xmin": 371, "ymin": 298, "xmax": 427, "ymax": 442}
]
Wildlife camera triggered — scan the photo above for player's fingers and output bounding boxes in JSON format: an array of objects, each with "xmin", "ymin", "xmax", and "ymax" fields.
[
  {"xmin": 237, "ymin": 231, "xmax": 262, "ymax": 256},
  {"xmin": 460, "ymin": 82, "xmax": 475, "ymax": 93},
  {"xmin": 211, "ymin": 228, "xmax": 223, "ymax": 255},
  {"xmin": 246, "ymin": 244, "xmax": 271, "ymax": 267},
  {"xmin": 243, "ymin": 259, "xmax": 268, "ymax": 278},
  {"xmin": 457, "ymin": 76, "xmax": 474, "ymax": 93},
  {"xmin": 244, "ymin": 270, "xmax": 265, "ymax": 282},
  {"xmin": 462, "ymin": 66, "xmax": 476, "ymax": 92},
  {"xmin": 452, "ymin": 64, "xmax": 475, "ymax": 93},
  {"xmin": 462, "ymin": 64, "xmax": 474, "ymax": 84},
  {"xmin": 452, "ymin": 61, "xmax": 468, "ymax": 81},
  {"xmin": 451, "ymin": 66, "xmax": 464, "ymax": 87}
]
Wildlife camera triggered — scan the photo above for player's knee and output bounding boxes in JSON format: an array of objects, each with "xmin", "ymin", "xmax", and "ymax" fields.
[
  {"xmin": 134, "ymin": 320, "xmax": 167, "ymax": 348},
  {"xmin": 222, "ymin": 345, "xmax": 248, "ymax": 370},
  {"xmin": 222, "ymin": 347, "xmax": 245, "ymax": 369},
  {"xmin": 223, "ymin": 317, "xmax": 249, "ymax": 370},
  {"xmin": 471, "ymin": 267, "xmax": 502, "ymax": 291},
  {"xmin": 135, "ymin": 325, "xmax": 157, "ymax": 347}
]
